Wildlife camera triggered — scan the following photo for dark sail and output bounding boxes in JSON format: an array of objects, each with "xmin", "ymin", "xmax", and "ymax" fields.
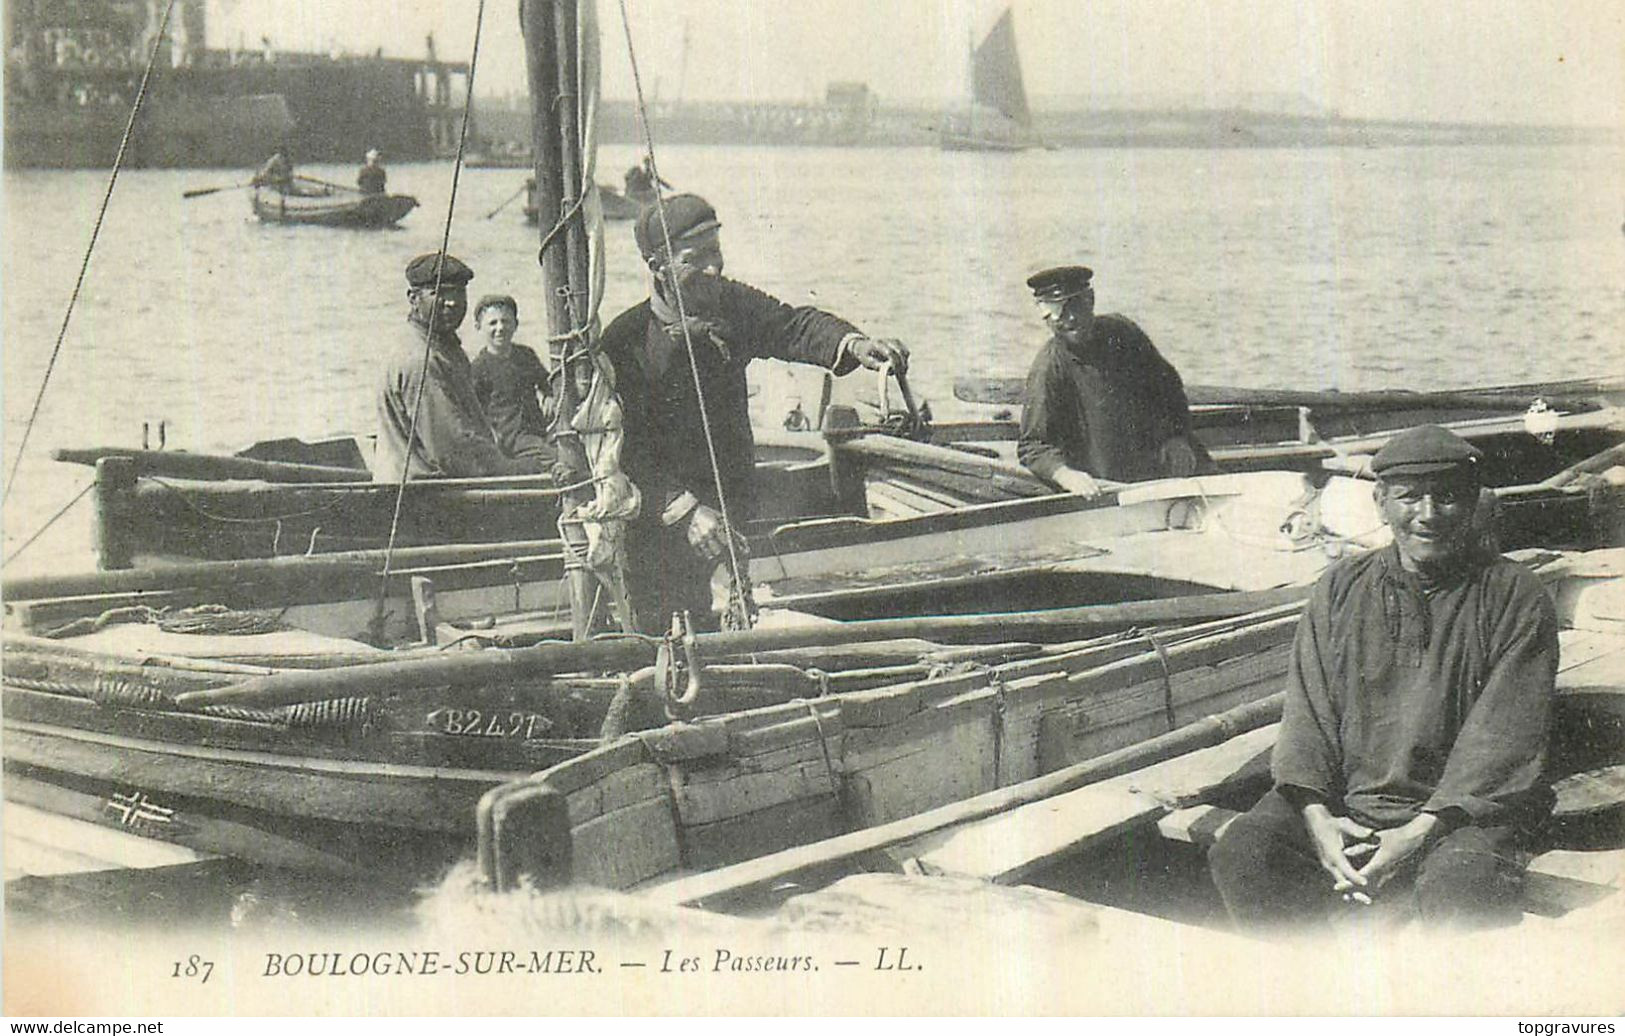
[{"xmin": 971, "ymin": 8, "xmax": 1030, "ymax": 127}]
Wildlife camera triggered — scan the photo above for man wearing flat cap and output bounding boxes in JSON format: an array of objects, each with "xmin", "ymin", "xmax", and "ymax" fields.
[
  {"xmin": 600, "ymin": 192, "xmax": 910, "ymax": 633},
  {"xmin": 375, "ymin": 252, "xmax": 555, "ymax": 481},
  {"xmin": 1017, "ymin": 265, "xmax": 1209, "ymax": 498},
  {"xmin": 1209, "ymin": 425, "xmax": 1559, "ymax": 932}
]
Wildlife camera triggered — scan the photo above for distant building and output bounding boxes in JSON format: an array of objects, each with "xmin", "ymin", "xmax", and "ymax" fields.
[{"xmin": 826, "ymin": 81, "xmax": 877, "ymax": 114}]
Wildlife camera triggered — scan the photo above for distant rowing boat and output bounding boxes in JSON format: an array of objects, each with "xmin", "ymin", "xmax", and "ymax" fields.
[
  {"xmin": 522, "ymin": 177, "xmax": 642, "ymax": 223},
  {"xmin": 250, "ymin": 187, "xmax": 419, "ymax": 228}
]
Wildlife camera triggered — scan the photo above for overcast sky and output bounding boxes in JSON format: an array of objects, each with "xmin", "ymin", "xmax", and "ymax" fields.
[{"xmin": 210, "ymin": 0, "xmax": 1624, "ymax": 126}]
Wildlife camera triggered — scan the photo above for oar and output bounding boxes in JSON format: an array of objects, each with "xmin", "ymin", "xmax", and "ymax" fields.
[
  {"xmin": 484, "ymin": 182, "xmax": 528, "ymax": 219},
  {"xmin": 182, "ymin": 181, "xmax": 255, "ymax": 199},
  {"xmin": 293, "ymin": 174, "xmax": 361, "ymax": 196},
  {"xmin": 170, "ymin": 585, "xmax": 1302, "ymax": 711}
]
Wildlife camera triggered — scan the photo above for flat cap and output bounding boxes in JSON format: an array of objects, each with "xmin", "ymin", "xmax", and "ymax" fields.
[
  {"xmin": 404, "ymin": 252, "xmax": 474, "ymax": 289},
  {"xmin": 1370, "ymin": 424, "xmax": 1483, "ymax": 478},
  {"xmin": 473, "ymin": 293, "xmax": 518, "ymax": 320},
  {"xmin": 1027, "ymin": 265, "xmax": 1094, "ymax": 302},
  {"xmin": 635, "ymin": 193, "xmax": 721, "ymax": 258}
]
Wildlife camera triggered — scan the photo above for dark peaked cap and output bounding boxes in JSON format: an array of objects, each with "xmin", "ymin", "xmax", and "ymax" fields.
[
  {"xmin": 635, "ymin": 193, "xmax": 721, "ymax": 258},
  {"xmin": 404, "ymin": 252, "xmax": 475, "ymax": 288},
  {"xmin": 1370, "ymin": 424, "xmax": 1484, "ymax": 478},
  {"xmin": 1026, "ymin": 265, "xmax": 1094, "ymax": 302}
]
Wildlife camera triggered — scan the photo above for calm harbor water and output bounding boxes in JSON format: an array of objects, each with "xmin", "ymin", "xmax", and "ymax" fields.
[
  {"xmin": 4, "ymin": 142, "xmax": 1624, "ymax": 566},
  {"xmin": 2, "ymin": 142, "xmax": 1623, "ymax": 933}
]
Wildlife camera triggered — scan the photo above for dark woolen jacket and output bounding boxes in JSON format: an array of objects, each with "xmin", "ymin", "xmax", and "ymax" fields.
[
  {"xmin": 1272, "ymin": 544, "xmax": 1560, "ymax": 830},
  {"xmin": 599, "ymin": 277, "xmax": 859, "ymax": 525},
  {"xmin": 1017, "ymin": 314, "xmax": 1194, "ymax": 483}
]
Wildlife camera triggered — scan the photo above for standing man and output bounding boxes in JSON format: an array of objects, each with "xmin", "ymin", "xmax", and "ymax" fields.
[
  {"xmin": 470, "ymin": 293, "xmax": 555, "ymax": 464},
  {"xmin": 1208, "ymin": 425, "xmax": 1560, "ymax": 931},
  {"xmin": 600, "ymin": 193, "xmax": 908, "ymax": 632},
  {"xmin": 357, "ymin": 148, "xmax": 387, "ymax": 195},
  {"xmin": 1017, "ymin": 265, "xmax": 1209, "ymax": 498},
  {"xmin": 375, "ymin": 253, "xmax": 554, "ymax": 481}
]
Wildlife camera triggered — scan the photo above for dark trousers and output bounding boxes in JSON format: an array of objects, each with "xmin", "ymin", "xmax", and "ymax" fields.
[
  {"xmin": 625, "ymin": 520, "xmax": 718, "ymax": 636},
  {"xmin": 1208, "ymin": 789, "xmax": 1529, "ymax": 933}
]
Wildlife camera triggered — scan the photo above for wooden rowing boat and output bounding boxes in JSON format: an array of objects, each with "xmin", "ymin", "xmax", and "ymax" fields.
[
  {"xmin": 250, "ymin": 186, "xmax": 419, "ymax": 228},
  {"xmin": 522, "ymin": 179, "xmax": 642, "ymax": 223},
  {"xmin": 867, "ymin": 374, "xmax": 1625, "ymax": 514},
  {"xmin": 471, "ymin": 549, "xmax": 1624, "ymax": 928},
  {"xmin": 3, "ymin": 461, "xmax": 1417, "ymax": 882},
  {"xmin": 48, "ymin": 372, "xmax": 1624, "ymax": 570}
]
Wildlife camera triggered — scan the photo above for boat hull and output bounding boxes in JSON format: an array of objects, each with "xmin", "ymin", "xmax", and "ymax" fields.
[
  {"xmin": 251, "ymin": 189, "xmax": 419, "ymax": 228},
  {"xmin": 939, "ymin": 132, "xmax": 1033, "ymax": 152}
]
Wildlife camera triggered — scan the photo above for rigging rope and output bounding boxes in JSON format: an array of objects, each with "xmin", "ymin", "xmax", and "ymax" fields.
[
  {"xmin": 371, "ymin": 0, "xmax": 489, "ymax": 640},
  {"xmin": 616, "ymin": 0, "xmax": 753, "ymax": 627},
  {"xmin": 2, "ymin": 479, "xmax": 94, "ymax": 568},
  {"xmin": 2, "ymin": 0, "xmax": 179, "ymax": 508}
]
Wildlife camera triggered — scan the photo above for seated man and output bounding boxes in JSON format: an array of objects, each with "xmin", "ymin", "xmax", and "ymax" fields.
[
  {"xmin": 252, "ymin": 149, "xmax": 293, "ymax": 192},
  {"xmin": 469, "ymin": 293, "xmax": 556, "ymax": 464},
  {"xmin": 375, "ymin": 253, "xmax": 555, "ymax": 481},
  {"xmin": 601, "ymin": 193, "xmax": 908, "ymax": 633},
  {"xmin": 1017, "ymin": 265, "xmax": 1210, "ymax": 499},
  {"xmin": 1208, "ymin": 425, "xmax": 1560, "ymax": 932}
]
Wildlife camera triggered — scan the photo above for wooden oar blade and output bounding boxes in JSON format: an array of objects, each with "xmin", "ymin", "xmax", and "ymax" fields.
[{"xmin": 182, "ymin": 183, "xmax": 250, "ymax": 199}]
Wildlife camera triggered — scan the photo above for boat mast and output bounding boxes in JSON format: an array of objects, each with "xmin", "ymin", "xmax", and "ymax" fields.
[{"xmin": 521, "ymin": 0, "xmax": 596, "ymax": 638}]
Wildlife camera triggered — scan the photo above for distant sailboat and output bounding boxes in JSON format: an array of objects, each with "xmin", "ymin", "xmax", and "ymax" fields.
[{"xmin": 940, "ymin": 7, "xmax": 1035, "ymax": 152}]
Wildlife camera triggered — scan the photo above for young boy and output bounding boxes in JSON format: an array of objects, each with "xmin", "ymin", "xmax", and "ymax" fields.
[{"xmin": 469, "ymin": 294, "xmax": 556, "ymax": 463}]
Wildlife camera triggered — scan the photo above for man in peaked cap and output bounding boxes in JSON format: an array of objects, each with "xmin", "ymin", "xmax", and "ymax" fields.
[
  {"xmin": 1017, "ymin": 264, "xmax": 1209, "ymax": 499},
  {"xmin": 600, "ymin": 192, "xmax": 910, "ymax": 633},
  {"xmin": 375, "ymin": 252, "xmax": 555, "ymax": 481},
  {"xmin": 1209, "ymin": 425, "xmax": 1559, "ymax": 932}
]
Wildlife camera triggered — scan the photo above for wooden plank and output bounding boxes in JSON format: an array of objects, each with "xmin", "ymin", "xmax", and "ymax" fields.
[
  {"xmin": 562, "ymin": 762, "xmax": 668, "ymax": 825},
  {"xmin": 645, "ymin": 695, "xmax": 1284, "ymax": 910},
  {"xmin": 1158, "ymin": 804, "xmax": 1241, "ymax": 847},
  {"xmin": 5, "ymin": 774, "xmax": 363, "ymax": 876},
  {"xmin": 839, "ymin": 683, "xmax": 924, "ymax": 727},
  {"xmin": 679, "ymin": 794, "xmax": 845, "ymax": 873},
  {"xmin": 1037, "ymin": 646, "xmax": 1290, "ymax": 771},
  {"xmin": 906, "ymin": 724, "xmax": 1279, "ymax": 884},
  {"xmin": 634, "ymin": 721, "xmax": 731, "ymax": 762},
  {"xmin": 4, "ymin": 802, "xmax": 220, "ymax": 878},
  {"xmin": 991, "ymin": 672, "xmax": 1073, "ymax": 785},
  {"xmin": 527, "ymin": 737, "xmax": 650, "ymax": 795},
  {"xmin": 568, "ymin": 795, "xmax": 681, "ymax": 890},
  {"xmin": 727, "ymin": 701, "xmax": 844, "ymax": 756},
  {"xmin": 2, "ymin": 723, "xmax": 512, "ymax": 832},
  {"xmin": 673, "ymin": 757, "xmax": 839, "ymax": 827}
]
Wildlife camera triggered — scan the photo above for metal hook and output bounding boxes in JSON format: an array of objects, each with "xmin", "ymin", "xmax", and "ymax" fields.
[{"xmin": 655, "ymin": 610, "xmax": 703, "ymax": 718}]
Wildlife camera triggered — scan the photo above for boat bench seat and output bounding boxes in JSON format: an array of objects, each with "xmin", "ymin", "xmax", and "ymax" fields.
[{"xmin": 1157, "ymin": 804, "xmax": 1625, "ymax": 919}]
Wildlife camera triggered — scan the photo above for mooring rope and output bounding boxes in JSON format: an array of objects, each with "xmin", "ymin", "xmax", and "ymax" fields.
[
  {"xmin": 616, "ymin": 0, "xmax": 753, "ymax": 627},
  {"xmin": 372, "ymin": 0, "xmax": 489, "ymax": 639},
  {"xmin": 2, "ymin": 0, "xmax": 180, "ymax": 508}
]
